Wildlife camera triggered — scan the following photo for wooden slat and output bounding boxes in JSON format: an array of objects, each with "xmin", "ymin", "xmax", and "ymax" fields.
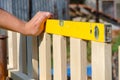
[
  {"xmin": 39, "ymin": 33, "xmax": 51, "ymax": 80},
  {"xmin": 70, "ymin": 38, "xmax": 87, "ymax": 80},
  {"xmin": 16, "ymin": 33, "xmax": 21, "ymax": 71},
  {"xmin": 53, "ymin": 35, "xmax": 67, "ymax": 80},
  {"xmin": 8, "ymin": 33, "xmax": 32, "ymax": 80},
  {"xmin": 8, "ymin": 31, "xmax": 17, "ymax": 69},
  {"xmin": 92, "ymin": 41, "xmax": 112, "ymax": 80}
]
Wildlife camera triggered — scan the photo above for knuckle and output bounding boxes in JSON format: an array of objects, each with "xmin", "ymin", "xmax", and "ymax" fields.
[{"xmin": 36, "ymin": 11, "xmax": 41, "ymax": 15}]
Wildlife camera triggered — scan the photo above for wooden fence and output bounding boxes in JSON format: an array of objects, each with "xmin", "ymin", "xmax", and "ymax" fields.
[{"xmin": 7, "ymin": 32, "xmax": 113, "ymax": 80}]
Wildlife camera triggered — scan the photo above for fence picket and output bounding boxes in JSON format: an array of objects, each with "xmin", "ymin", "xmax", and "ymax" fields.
[
  {"xmin": 39, "ymin": 33, "xmax": 51, "ymax": 80},
  {"xmin": 53, "ymin": 35, "xmax": 67, "ymax": 80},
  {"xmin": 16, "ymin": 33, "xmax": 21, "ymax": 71},
  {"xmin": 70, "ymin": 38, "xmax": 87, "ymax": 80},
  {"xmin": 92, "ymin": 41, "xmax": 112, "ymax": 80},
  {"xmin": 8, "ymin": 31, "xmax": 17, "ymax": 69}
]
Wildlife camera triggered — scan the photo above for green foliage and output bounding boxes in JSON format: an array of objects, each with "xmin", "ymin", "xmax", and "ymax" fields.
[
  {"xmin": 112, "ymin": 35, "xmax": 120, "ymax": 53},
  {"xmin": 87, "ymin": 41, "xmax": 91, "ymax": 63},
  {"xmin": 70, "ymin": 0, "xmax": 86, "ymax": 4},
  {"xmin": 87, "ymin": 34, "xmax": 120, "ymax": 62}
]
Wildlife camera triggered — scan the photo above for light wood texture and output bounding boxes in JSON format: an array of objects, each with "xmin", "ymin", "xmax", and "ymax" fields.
[
  {"xmin": 53, "ymin": 35, "xmax": 67, "ymax": 80},
  {"xmin": 39, "ymin": 33, "xmax": 51, "ymax": 80},
  {"xmin": 7, "ymin": 31, "xmax": 17, "ymax": 69},
  {"xmin": 70, "ymin": 38, "xmax": 87, "ymax": 80},
  {"xmin": 92, "ymin": 41, "xmax": 112, "ymax": 80},
  {"xmin": 16, "ymin": 33, "xmax": 21, "ymax": 71}
]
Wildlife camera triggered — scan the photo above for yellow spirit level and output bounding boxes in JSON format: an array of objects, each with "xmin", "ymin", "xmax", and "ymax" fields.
[{"xmin": 45, "ymin": 19, "xmax": 112, "ymax": 43}]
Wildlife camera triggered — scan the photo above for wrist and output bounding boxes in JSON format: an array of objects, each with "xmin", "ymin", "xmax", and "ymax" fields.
[{"xmin": 19, "ymin": 21, "xmax": 27, "ymax": 35}]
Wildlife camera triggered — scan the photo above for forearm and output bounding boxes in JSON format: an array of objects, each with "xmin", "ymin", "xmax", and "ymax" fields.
[
  {"xmin": 0, "ymin": 9, "xmax": 52, "ymax": 36},
  {"xmin": 0, "ymin": 9, "xmax": 25, "ymax": 34}
]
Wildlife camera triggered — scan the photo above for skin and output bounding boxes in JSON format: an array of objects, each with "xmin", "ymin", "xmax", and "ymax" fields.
[{"xmin": 0, "ymin": 9, "xmax": 52, "ymax": 36}]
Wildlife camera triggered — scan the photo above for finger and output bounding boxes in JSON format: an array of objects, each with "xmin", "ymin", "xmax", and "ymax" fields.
[
  {"xmin": 29, "ymin": 11, "xmax": 41, "ymax": 22},
  {"xmin": 35, "ymin": 15, "xmax": 49, "ymax": 35},
  {"xmin": 31, "ymin": 12, "xmax": 52, "ymax": 35},
  {"xmin": 35, "ymin": 12, "xmax": 52, "ymax": 25},
  {"xmin": 34, "ymin": 14, "xmax": 48, "ymax": 27},
  {"xmin": 45, "ymin": 12, "xmax": 53, "ymax": 18},
  {"xmin": 29, "ymin": 11, "xmax": 48, "ymax": 23},
  {"xmin": 30, "ymin": 12, "xmax": 52, "ymax": 24}
]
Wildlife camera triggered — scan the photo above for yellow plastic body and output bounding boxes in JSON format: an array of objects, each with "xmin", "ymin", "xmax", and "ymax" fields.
[{"xmin": 45, "ymin": 19, "xmax": 105, "ymax": 42}]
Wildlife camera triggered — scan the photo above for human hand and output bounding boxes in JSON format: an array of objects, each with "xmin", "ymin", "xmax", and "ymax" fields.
[{"xmin": 24, "ymin": 11, "xmax": 52, "ymax": 36}]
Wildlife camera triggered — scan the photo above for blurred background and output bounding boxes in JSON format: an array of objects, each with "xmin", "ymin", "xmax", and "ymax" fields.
[{"xmin": 69, "ymin": 0, "xmax": 120, "ymax": 80}]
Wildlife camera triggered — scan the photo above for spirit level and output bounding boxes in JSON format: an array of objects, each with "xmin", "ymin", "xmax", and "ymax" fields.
[{"xmin": 45, "ymin": 19, "xmax": 112, "ymax": 43}]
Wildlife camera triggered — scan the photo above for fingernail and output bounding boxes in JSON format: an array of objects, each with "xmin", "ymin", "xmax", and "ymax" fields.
[{"xmin": 46, "ymin": 13, "xmax": 53, "ymax": 18}]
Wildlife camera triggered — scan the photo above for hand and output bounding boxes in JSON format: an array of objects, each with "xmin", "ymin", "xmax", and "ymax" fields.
[{"xmin": 24, "ymin": 11, "xmax": 52, "ymax": 36}]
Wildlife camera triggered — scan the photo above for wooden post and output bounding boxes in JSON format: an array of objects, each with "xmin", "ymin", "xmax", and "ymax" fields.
[
  {"xmin": 39, "ymin": 33, "xmax": 51, "ymax": 80},
  {"xmin": 53, "ymin": 35, "xmax": 67, "ymax": 80},
  {"xmin": 0, "ymin": 35, "xmax": 8, "ymax": 80},
  {"xmin": 7, "ymin": 32, "xmax": 17, "ymax": 69},
  {"xmin": 92, "ymin": 41, "xmax": 112, "ymax": 80},
  {"xmin": 70, "ymin": 38, "xmax": 87, "ymax": 80}
]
